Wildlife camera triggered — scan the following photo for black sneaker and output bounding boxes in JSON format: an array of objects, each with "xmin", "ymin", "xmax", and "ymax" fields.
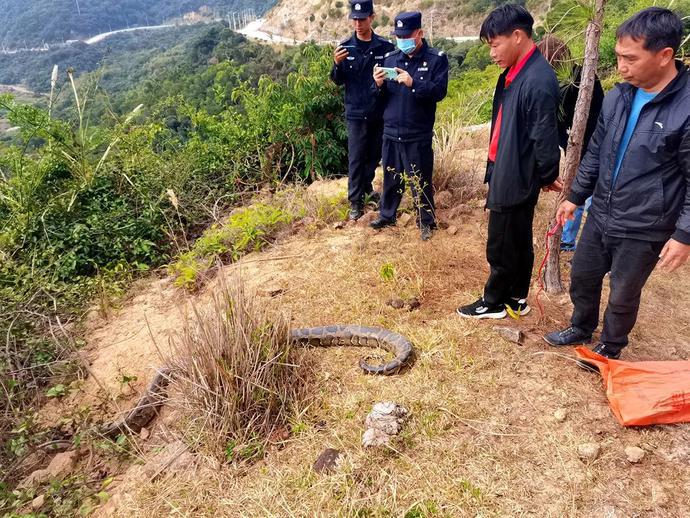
[
  {"xmin": 505, "ymin": 297, "xmax": 531, "ymax": 317},
  {"xmin": 543, "ymin": 326, "xmax": 592, "ymax": 347},
  {"xmin": 456, "ymin": 298, "xmax": 507, "ymax": 319},
  {"xmin": 420, "ymin": 224, "xmax": 433, "ymax": 241},
  {"xmin": 348, "ymin": 203, "xmax": 364, "ymax": 221},
  {"xmin": 370, "ymin": 217, "xmax": 395, "ymax": 230},
  {"xmin": 577, "ymin": 343, "xmax": 621, "ymax": 372}
]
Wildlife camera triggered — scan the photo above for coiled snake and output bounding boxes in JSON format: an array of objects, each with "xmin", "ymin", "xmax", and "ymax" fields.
[{"xmin": 99, "ymin": 325, "xmax": 414, "ymax": 438}]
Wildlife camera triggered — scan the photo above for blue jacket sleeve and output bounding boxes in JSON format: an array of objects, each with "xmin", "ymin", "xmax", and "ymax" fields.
[{"xmin": 411, "ymin": 54, "xmax": 448, "ymax": 102}]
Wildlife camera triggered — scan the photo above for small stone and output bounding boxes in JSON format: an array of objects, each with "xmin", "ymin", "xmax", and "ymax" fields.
[
  {"xmin": 554, "ymin": 409, "xmax": 568, "ymax": 422},
  {"xmin": 140, "ymin": 427, "xmax": 150, "ymax": 440},
  {"xmin": 362, "ymin": 428, "xmax": 391, "ymax": 447},
  {"xmin": 625, "ymin": 446, "xmax": 645, "ymax": 464},
  {"xmin": 386, "ymin": 298, "xmax": 405, "ymax": 310},
  {"xmin": 435, "ymin": 190, "xmax": 453, "ymax": 209},
  {"xmin": 492, "ymin": 326, "xmax": 524, "ymax": 344},
  {"xmin": 333, "ymin": 221, "xmax": 346, "ymax": 230},
  {"xmin": 313, "ymin": 448, "xmax": 342, "ymax": 474},
  {"xmin": 578, "ymin": 442, "xmax": 601, "ymax": 462},
  {"xmin": 31, "ymin": 495, "xmax": 45, "ymax": 511},
  {"xmin": 398, "ymin": 212, "xmax": 413, "ymax": 227},
  {"xmin": 446, "ymin": 225, "xmax": 459, "ymax": 236},
  {"xmin": 357, "ymin": 211, "xmax": 378, "ymax": 227},
  {"xmin": 260, "ymin": 285, "xmax": 285, "ymax": 297},
  {"xmin": 405, "ymin": 298, "xmax": 421, "ymax": 311}
]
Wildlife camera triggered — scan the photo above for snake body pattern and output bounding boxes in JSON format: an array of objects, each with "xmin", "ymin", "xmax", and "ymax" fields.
[{"xmin": 99, "ymin": 325, "xmax": 414, "ymax": 438}]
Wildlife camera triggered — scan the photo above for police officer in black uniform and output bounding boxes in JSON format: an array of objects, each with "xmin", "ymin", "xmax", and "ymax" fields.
[
  {"xmin": 370, "ymin": 11, "xmax": 448, "ymax": 240},
  {"xmin": 330, "ymin": 0, "xmax": 395, "ymax": 221}
]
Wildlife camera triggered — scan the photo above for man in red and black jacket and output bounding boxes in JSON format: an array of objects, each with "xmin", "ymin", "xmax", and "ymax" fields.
[{"xmin": 457, "ymin": 5, "xmax": 562, "ymax": 319}]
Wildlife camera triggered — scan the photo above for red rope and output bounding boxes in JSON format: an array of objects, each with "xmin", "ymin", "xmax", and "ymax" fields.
[{"xmin": 535, "ymin": 222, "xmax": 562, "ymax": 318}]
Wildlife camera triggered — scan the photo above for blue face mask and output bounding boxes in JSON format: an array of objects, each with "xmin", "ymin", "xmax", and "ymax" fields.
[{"xmin": 396, "ymin": 37, "xmax": 416, "ymax": 54}]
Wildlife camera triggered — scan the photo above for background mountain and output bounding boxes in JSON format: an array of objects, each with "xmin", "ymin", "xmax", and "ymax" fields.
[{"xmin": 0, "ymin": 0, "xmax": 277, "ymax": 48}]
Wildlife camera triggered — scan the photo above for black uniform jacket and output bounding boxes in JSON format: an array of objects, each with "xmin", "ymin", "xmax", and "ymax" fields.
[
  {"xmin": 373, "ymin": 40, "xmax": 449, "ymax": 142},
  {"xmin": 330, "ymin": 32, "xmax": 395, "ymax": 120}
]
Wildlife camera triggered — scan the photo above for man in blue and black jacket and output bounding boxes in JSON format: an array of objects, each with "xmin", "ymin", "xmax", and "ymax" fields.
[
  {"xmin": 330, "ymin": 0, "xmax": 394, "ymax": 221},
  {"xmin": 544, "ymin": 7, "xmax": 690, "ymax": 368}
]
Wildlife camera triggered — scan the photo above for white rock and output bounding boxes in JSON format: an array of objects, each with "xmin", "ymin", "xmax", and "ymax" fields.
[
  {"xmin": 625, "ymin": 446, "xmax": 645, "ymax": 464},
  {"xmin": 554, "ymin": 408, "xmax": 568, "ymax": 422},
  {"xmin": 578, "ymin": 442, "xmax": 601, "ymax": 462},
  {"xmin": 362, "ymin": 428, "xmax": 391, "ymax": 447},
  {"xmin": 365, "ymin": 415, "xmax": 402, "ymax": 435},
  {"xmin": 31, "ymin": 494, "xmax": 45, "ymax": 511}
]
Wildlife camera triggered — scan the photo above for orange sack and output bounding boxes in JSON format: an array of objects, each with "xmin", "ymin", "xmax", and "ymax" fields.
[{"xmin": 575, "ymin": 346, "xmax": 690, "ymax": 427}]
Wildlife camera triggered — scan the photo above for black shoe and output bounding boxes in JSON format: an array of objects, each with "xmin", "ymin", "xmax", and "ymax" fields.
[
  {"xmin": 348, "ymin": 203, "xmax": 364, "ymax": 221},
  {"xmin": 505, "ymin": 297, "xmax": 531, "ymax": 317},
  {"xmin": 370, "ymin": 217, "xmax": 395, "ymax": 230},
  {"xmin": 420, "ymin": 225, "xmax": 433, "ymax": 241},
  {"xmin": 456, "ymin": 298, "xmax": 507, "ymax": 319},
  {"xmin": 560, "ymin": 242, "xmax": 576, "ymax": 252},
  {"xmin": 577, "ymin": 343, "xmax": 621, "ymax": 372},
  {"xmin": 543, "ymin": 326, "xmax": 592, "ymax": 347}
]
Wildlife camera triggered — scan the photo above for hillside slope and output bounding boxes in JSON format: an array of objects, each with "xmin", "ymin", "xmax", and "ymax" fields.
[
  {"xmin": 0, "ymin": 0, "xmax": 276, "ymax": 47},
  {"xmin": 261, "ymin": 0, "xmax": 547, "ymax": 42},
  {"xmin": 27, "ymin": 174, "xmax": 690, "ymax": 517}
]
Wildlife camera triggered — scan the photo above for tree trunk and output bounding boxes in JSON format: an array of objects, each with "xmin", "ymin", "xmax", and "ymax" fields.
[{"xmin": 543, "ymin": 0, "xmax": 607, "ymax": 293}]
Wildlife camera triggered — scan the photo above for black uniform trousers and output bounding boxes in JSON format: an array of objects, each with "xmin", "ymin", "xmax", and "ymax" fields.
[
  {"xmin": 483, "ymin": 201, "xmax": 536, "ymax": 305},
  {"xmin": 346, "ymin": 118, "xmax": 383, "ymax": 205},
  {"xmin": 570, "ymin": 217, "xmax": 664, "ymax": 355},
  {"xmin": 379, "ymin": 137, "xmax": 435, "ymax": 227}
]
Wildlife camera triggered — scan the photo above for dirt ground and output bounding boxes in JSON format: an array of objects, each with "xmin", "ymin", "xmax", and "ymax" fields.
[{"xmin": 37, "ymin": 179, "xmax": 690, "ymax": 517}]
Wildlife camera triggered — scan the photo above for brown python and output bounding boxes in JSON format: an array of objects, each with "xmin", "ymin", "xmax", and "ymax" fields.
[{"xmin": 99, "ymin": 325, "xmax": 414, "ymax": 438}]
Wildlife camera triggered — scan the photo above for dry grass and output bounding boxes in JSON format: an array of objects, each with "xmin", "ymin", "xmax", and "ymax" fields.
[
  {"xmin": 162, "ymin": 276, "xmax": 314, "ymax": 462},
  {"xmin": 432, "ymin": 120, "xmax": 488, "ymax": 201},
  {"xmin": 112, "ymin": 198, "xmax": 690, "ymax": 517}
]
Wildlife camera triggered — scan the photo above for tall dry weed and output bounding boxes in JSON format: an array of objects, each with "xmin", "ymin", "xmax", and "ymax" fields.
[
  {"xmin": 164, "ymin": 275, "xmax": 313, "ymax": 461},
  {"xmin": 433, "ymin": 119, "xmax": 488, "ymax": 201}
]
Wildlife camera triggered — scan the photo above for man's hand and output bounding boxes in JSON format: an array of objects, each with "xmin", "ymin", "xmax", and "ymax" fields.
[
  {"xmin": 394, "ymin": 67, "xmax": 413, "ymax": 88},
  {"xmin": 334, "ymin": 46, "xmax": 349, "ymax": 65},
  {"xmin": 542, "ymin": 178, "xmax": 563, "ymax": 193},
  {"xmin": 373, "ymin": 66, "xmax": 385, "ymax": 88},
  {"xmin": 658, "ymin": 238, "xmax": 690, "ymax": 272},
  {"xmin": 556, "ymin": 200, "xmax": 578, "ymax": 227}
]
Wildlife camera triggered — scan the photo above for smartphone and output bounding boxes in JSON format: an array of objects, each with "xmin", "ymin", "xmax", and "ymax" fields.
[
  {"xmin": 337, "ymin": 45, "xmax": 356, "ymax": 50},
  {"xmin": 379, "ymin": 67, "xmax": 399, "ymax": 80}
]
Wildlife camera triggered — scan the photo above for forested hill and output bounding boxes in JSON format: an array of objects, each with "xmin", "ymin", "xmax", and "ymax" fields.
[{"xmin": 0, "ymin": 0, "xmax": 277, "ymax": 48}]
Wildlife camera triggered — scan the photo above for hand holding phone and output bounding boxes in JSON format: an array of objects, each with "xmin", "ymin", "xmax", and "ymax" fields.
[
  {"xmin": 334, "ymin": 46, "xmax": 350, "ymax": 65},
  {"xmin": 379, "ymin": 67, "xmax": 399, "ymax": 80}
]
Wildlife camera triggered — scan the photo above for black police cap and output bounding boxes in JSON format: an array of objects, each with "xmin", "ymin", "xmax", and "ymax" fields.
[
  {"xmin": 349, "ymin": 0, "xmax": 373, "ymax": 19},
  {"xmin": 392, "ymin": 11, "xmax": 422, "ymax": 37}
]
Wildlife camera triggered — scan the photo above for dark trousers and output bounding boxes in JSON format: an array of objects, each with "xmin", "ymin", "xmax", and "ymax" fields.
[
  {"xmin": 483, "ymin": 202, "xmax": 536, "ymax": 305},
  {"xmin": 347, "ymin": 118, "xmax": 383, "ymax": 205},
  {"xmin": 570, "ymin": 218, "xmax": 664, "ymax": 355},
  {"xmin": 379, "ymin": 137, "xmax": 435, "ymax": 227}
]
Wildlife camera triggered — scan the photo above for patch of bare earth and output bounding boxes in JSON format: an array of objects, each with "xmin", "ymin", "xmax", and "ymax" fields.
[{"xmin": 41, "ymin": 180, "xmax": 690, "ymax": 517}]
